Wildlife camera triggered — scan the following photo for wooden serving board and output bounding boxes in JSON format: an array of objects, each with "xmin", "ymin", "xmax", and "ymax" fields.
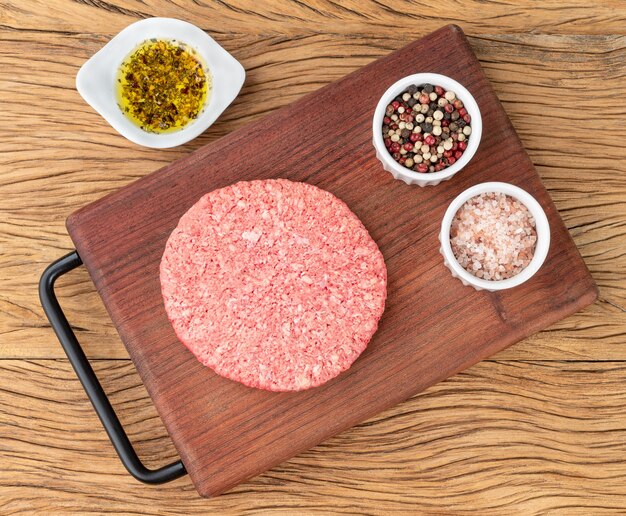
[{"xmin": 66, "ymin": 25, "xmax": 597, "ymax": 497}]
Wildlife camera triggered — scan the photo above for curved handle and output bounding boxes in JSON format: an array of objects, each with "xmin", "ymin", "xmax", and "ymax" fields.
[{"xmin": 39, "ymin": 251, "xmax": 186, "ymax": 484}]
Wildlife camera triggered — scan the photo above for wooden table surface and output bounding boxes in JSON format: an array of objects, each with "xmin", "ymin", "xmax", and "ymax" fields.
[{"xmin": 1, "ymin": 1, "xmax": 624, "ymax": 514}]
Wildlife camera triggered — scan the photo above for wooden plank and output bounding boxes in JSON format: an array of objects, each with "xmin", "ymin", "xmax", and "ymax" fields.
[
  {"xmin": 63, "ymin": 25, "xmax": 596, "ymax": 496},
  {"xmin": 1, "ymin": 359, "xmax": 625, "ymax": 513},
  {"xmin": 2, "ymin": 0, "xmax": 626, "ymax": 36},
  {"xmin": 1, "ymin": 31, "xmax": 624, "ymax": 360}
]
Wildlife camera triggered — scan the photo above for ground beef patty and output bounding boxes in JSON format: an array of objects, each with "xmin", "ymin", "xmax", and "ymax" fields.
[{"xmin": 160, "ymin": 179, "xmax": 387, "ymax": 391}]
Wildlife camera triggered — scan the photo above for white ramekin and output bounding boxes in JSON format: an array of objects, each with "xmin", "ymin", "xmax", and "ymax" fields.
[
  {"xmin": 372, "ymin": 73, "xmax": 482, "ymax": 187},
  {"xmin": 76, "ymin": 18, "xmax": 245, "ymax": 149},
  {"xmin": 439, "ymin": 182, "xmax": 550, "ymax": 291}
]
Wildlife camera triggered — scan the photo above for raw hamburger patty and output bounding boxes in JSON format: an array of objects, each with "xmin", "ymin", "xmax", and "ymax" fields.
[{"xmin": 160, "ymin": 179, "xmax": 387, "ymax": 391}]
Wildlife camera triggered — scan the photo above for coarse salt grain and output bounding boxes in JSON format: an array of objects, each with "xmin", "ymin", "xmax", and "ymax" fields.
[{"xmin": 450, "ymin": 192, "xmax": 537, "ymax": 281}]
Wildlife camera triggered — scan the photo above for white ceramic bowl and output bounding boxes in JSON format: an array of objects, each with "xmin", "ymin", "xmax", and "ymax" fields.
[
  {"xmin": 372, "ymin": 73, "xmax": 482, "ymax": 187},
  {"xmin": 439, "ymin": 182, "xmax": 550, "ymax": 291},
  {"xmin": 76, "ymin": 17, "xmax": 245, "ymax": 148}
]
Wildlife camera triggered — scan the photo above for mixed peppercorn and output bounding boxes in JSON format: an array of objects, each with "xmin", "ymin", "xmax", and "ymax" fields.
[{"xmin": 382, "ymin": 83, "xmax": 472, "ymax": 173}]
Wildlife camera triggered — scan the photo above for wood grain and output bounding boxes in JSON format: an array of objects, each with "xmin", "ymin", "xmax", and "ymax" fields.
[
  {"xmin": 0, "ymin": 0, "xmax": 625, "ymax": 512},
  {"xmin": 64, "ymin": 25, "xmax": 596, "ymax": 496},
  {"xmin": 2, "ymin": 0, "xmax": 626, "ymax": 35},
  {"xmin": 1, "ymin": 359, "xmax": 625, "ymax": 514}
]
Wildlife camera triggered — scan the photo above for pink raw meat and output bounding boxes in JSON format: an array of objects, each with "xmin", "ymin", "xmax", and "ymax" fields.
[{"xmin": 160, "ymin": 179, "xmax": 387, "ymax": 391}]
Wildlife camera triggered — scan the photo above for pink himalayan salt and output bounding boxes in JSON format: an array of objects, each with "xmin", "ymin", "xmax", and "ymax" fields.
[{"xmin": 450, "ymin": 192, "xmax": 537, "ymax": 281}]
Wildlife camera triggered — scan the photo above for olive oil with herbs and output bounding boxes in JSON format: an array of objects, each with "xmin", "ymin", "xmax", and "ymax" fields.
[{"xmin": 116, "ymin": 39, "xmax": 210, "ymax": 134}]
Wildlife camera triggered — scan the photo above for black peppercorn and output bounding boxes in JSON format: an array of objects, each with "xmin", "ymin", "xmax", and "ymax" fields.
[
  {"xmin": 423, "ymin": 84, "xmax": 434, "ymax": 93},
  {"xmin": 407, "ymin": 98, "xmax": 417, "ymax": 107},
  {"xmin": 421, "ymin": 122, "xmax": 433, "ymax": 133},
  {"xmin": 408, "ymin": 84, "xmax": 418, "ymax": 94},
  {"xmin": 401, "ymin": 128, "xmax": 411, "ymax": 138},
  {"xmin": 443, "ymin": 112, "xmax": 451, "ymax": 120}
]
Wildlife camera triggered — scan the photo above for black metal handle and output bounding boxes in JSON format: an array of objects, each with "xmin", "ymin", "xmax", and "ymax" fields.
[{"xmin": 39, "ymin": 251, "xmax": 186, "ymax": 484}]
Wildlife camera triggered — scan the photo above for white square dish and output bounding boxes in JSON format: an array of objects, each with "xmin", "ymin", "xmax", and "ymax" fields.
[{"xmin": 76, "ymin": 17, "xmax": 245, "ymax": 148}]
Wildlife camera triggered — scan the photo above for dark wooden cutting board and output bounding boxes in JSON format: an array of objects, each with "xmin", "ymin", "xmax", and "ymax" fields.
[{"xmin": 66, "ymin": 25, "xmax": 597, "ymax": 497}]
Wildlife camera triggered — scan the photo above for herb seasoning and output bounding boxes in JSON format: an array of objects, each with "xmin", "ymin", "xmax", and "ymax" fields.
[{"xmin": 116, "ymin": 39, "xmax": 210, "ymax": 133}]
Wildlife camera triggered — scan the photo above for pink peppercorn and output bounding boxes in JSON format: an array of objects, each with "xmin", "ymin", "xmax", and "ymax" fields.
[
  {"xmin": 434, "ymin": 85, "xmax": 445, "ymax": 96},
  {"xmin": 448, "ymin": 157, "xmax": 456, "ymax": 165},
  {"xmin": 419, "ymin": 94, "xmax": 430, "ymax": 104},
  {"xmin": 390, "ymin": 142, "xmax": 401, "ymax": 152},
  {"xmin": 442, "ymin": 120, "xmax": 449, "ymax": 127},
  {"xmin": 443, "ymin": 150, "xmax": 453, "ymax": 158},
  {"xmin": 453, "ymin": 99, "xmax": 463, "ymax": 109},
  {"xmin": 409, "ymin": 133, "xmax": 422, "ymax": 142},
  {"xmin": 454, "ymin": 150, "xmax": 463, "ymax": 159},
  {"xmin": 391, "ymin": 101, "xmax": 400, "ymax": 109},
  {"xmin": 403, "ymin": 142, "xmax": 413, "ymax": 151},
  {"xmin": 417, "ymin": 163, "xmax": 429, "ymax": 173},
  {"xmin": 424, "ymin": 135, "xmax": 436, "ymax": 146},
  {"xmin": 444, "ymin": 104, "xmax": 454, "ymax": 113},
  {"xmin": 458, "ymin": 141, "xmax": 467, "ymax": 151},
  {"xmin": 383, "ymin": 116, "xmax": 391, "ymax": 124},
  {"xmin": 384, "ymin": 138, "xmax": 391, "ymax": 147},
  {"xmin": 392, "ymin": 152, "xmax": 401, "ymax": 160},
  {"xmin": 459, "ymin": 108, "xmax": 467, "ymax": 117},
  {"xmin": 463, "ymin": 114, "xmax": 471, "ymax": 123}
]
